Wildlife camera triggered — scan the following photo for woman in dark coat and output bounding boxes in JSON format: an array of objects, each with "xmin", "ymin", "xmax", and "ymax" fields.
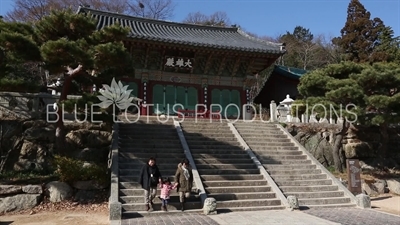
[
  {"xmin": 174, "ymin": 158, "xmax": 193, "ymax": 211},
  {"xmin": 139, "ymin": 157, "xmax": 162, "ymax": 211}
]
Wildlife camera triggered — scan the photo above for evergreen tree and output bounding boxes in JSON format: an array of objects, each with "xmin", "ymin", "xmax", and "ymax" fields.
[
  {"xmin": 297, "ymin": 62, "xmax": 400, "ymax": 168},
  {"xmin": 336, "ymin": 0, "xmax": 386, "ymax": 63},
  {"xmin": 34, "ymin": 9, "xmax": 134, "ymax": 154}
]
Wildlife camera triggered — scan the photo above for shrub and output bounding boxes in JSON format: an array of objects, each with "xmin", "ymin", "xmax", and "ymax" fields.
[
  {"xmin": 0, "ymin": 78, "xmax": 40, "ymax": 92},
  {"xmin": 53, "ymin": 155, "xmax": 109, "ymax": 185}
]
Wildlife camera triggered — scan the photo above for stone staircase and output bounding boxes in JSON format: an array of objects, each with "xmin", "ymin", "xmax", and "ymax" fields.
[
  {"xmin": 180, "ymin": 120, "xmax": 284, "ymax": 212},
  {"xmin": 233, "ymin": 122, "xmax": 356, "ymax": 208},
  {"xmin": 118, "ymin": 119, "xmax": 202, "ymax": 217}
]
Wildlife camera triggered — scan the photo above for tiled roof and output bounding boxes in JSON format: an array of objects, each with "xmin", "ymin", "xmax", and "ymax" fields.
[
  {"xmin": 77, "ymin": 7, "xmax": 286, "ymax": 54},
  {"xmin": 274, "ymin": 65, "xmax": 307, "ymax": 80}
]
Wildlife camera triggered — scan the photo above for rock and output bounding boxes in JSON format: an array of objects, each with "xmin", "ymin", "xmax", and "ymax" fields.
[
  {"xmin": 66, "ymin": 130, "xmax": 111, "ymax": 149},
  {"xmin": 287, "ymin": 195, "xmax": 299, "ymax": 209},
  {"xmin": 24, "ymin": 126, "xmax": 55, "ymax": 142},
  {"xmin": 0, "ymin": 194, "xmax": 42, "ymax": 213},
  {"xmin": 362, "ymin": 182, "xmax": 379, "ymax": 197},
  {"xmin": 72, "ymin": 180, "xmax": 108, "ymax": 190},
  {"xmin": 344, "ymin": 142, "xmax": 375, "ymax": 158},
  {"xmin": 76, "ymin": 147, "xmax": 109, "ymax": 163},
  {"xmin": 203, "ymin": 197, "xmax": 217, "ymax": 215},
  {"xmin": 372, "ymin": 179, "xmax": 387, "ymax": 194},
  {"xmin": 13, "ymin": 140, "xmax": 50, "ymax": 171},
  {"xmin": 0, "ymin": 185, "xmax": 22, "ymax": 195},
  {"xmin": 386, "ymin": 178, "xmax": 400, "ymax": 195},
  {"xmin": 356, "ymin": 193, "xmax": 371, "ymax": 209},
  {"xmin": 45, "ymin": 181, "xmax": 72, "ymax": 202},
  {"xmin": 22, "ymin": 185, "xmax": 43, "ymax": 194},
  {"xmin": 74, "ymin": 190, "xmax": 96, "ymax": 203}
]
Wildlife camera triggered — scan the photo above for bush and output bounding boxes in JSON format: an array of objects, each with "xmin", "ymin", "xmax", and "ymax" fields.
[
  {"xmin": 0, "ymin": 77, "xmax": 40, "ymax": 92},
  {"xmin": 53, "ymin": 155, "xmax": 109, "ymax": 185}
]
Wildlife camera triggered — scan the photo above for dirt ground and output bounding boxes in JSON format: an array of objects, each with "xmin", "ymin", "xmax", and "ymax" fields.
[{"xmin": 1, "ymin": 195, "xmax": 399, "ymax": 225}]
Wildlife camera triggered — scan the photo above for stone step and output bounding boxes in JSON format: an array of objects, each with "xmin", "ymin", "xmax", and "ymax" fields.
[
  {"xmin": 252, "ymin": 150, "xmax": 303, "ymax": 155},
  {"xmin": 239, "ymin": 134, "xmax": 287, "ymax": 138},
  {"xmin": 275, "ymin": 179, "xmax": 332, "ymax": 186},
  {"xmin": 122, "ymin": 201, "xmax": 202, "ymax": 211},
  {"xmin": 189, "ymin": 146, "xmax": 243, "ymax": 150},
  {"xmin": 208, "ymin": 192, "xmax": 276, "ymax": 201},
  {"xmin": 285, "ymin": 191, "xmax": 345, "ymax": 199},
  {"xmin": 259, "ymin": 155, "xmax": 308, "ymax": 161},
  {"xmin": 264, "ymin": 164, "xmax": 317, "ymax": 170},
  {"xmin": 216, "ymin": 199, "xmax": 281, "ymax": 208},
  {"xmin": 191, "ymin": 153, "xmax": 251, "ymax": 159},
  {"xmin": 298, "ymin": 197, "xmax": 351, "ymax": 205},
  {"xmin": 119, "ymin": 169, "xmax": 177, "ymax": 176},
  {"xmin": 118, "ymin": 153, "xmax": 185, "ymax": 160},
  {"xmin": 260, "ymin": 159, "xmax": 311, "ymax": 165},
  {"xmin": 237, "ymin": 130, "xmax": 282, "ymax": 134},
  {"xmin": 267, "ymin": 169, "xmax": 321, "ymax": 175},
  {"xmin": 119, "ymin": 139, "xmax": 180, "ymax": 144},
  {"xmin": 200, "ymin": 174, "xmax": 265, "ymax": 181},
  {"xmin": 190, "ymin": 149, "xmax": 246, "ymax": 155},
  {"xmin": 119, "ymin": 128, "xmax": 175, "ymax": 133},
  {"xmin": 195, "ymin": 158, "xmax": 254, "ymax": 164},
  {"xmin": 120, "ymin": 176, "xmax": 176, "ymax": 183},
  {"xmin": 243, "ymin": 137, "xmax": 289, "ymax": 141},
  {"xmin": 119, "ymin": 132, "xmax": 177, "ymax": 137},
  {"xmin": 185, "ymin": 140, "xmax": 241, "ymax": 145},
  {"xmin": 198, "ymin": 168, "xmax": 260, "ymax": 175},
  {"xmin": 272, "ymin": 174, "xmax": 327, "ymax": 180},
  {"xmin": 205, "ymin": 185, "xmax": 271, "ymax": 195},
  {"xmin": 119, "ymin": 181, "xmax": 195, "ymax": 189},
  {"xmin": 251, "ymin": 146, "xmax": 300, "ymax": 151},
  {"xmin": 120, "ymin": 194, "xmax": 198, "ymax": 204},
  {"xmin": 203, "ymin": 180, "xmax": 268, "ymax": 187},
  {"xmin": 245, "ymin": 142, "xmax": 295, "ymax": 147},
  {"xmin": 119, "ymin": 163, "xmax": 182, "ymax": 170},
  {"xmin": 279, "ymin": 185, "xmax": 339, "ymax": 192},
  {"xmin": 183, "ymin": 136, "xmax": 238, "ymax": 141},
  {"xmin": 119, "ymin": 148, "xmax": 184, "ymax": 153},
  {"xmin": 196, "ymin": 163, "xmax": 257, "ymax": 170},
  {"xmin": 301, "ymin": 203, "xmax": 356, "ymax": 209},
  {"xmin": 119, "ymin": 143, "xmax": 182, "ymax": 148}
]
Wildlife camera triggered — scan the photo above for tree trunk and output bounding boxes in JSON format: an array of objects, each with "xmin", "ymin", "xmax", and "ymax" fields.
[
  {"xmin": 55, "ymin": 65, "xmax": 83, "ymax": 155},
  {"xmin": 332, "ymin": 120, "xmax": 349, "ymax": 173},
  {"xmin": 379, "ymin": 123, "xmax": 389, "ymax": 159}
]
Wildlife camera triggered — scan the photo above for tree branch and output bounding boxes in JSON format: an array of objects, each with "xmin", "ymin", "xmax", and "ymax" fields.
[{"xmin": 66, "ymin": 64, "xmax": 83, "ymax": 76}]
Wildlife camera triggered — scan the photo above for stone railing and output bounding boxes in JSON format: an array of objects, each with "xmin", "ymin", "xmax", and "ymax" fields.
[{"xmin": 0, "ymin": 92, "xmax": 81, "ymax": 119}]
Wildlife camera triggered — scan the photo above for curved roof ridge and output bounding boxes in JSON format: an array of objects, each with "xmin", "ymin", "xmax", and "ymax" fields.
[
  {"xmin": 237, "ymin": 28, "xmax": 284, "ymax": 47},
  {"xmin": 77, "ymin": 6, "xmax": 239, "ymax": 32}
]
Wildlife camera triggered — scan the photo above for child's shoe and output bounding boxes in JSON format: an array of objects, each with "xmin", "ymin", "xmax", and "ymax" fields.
[{"xmin": 162, "ymin": 205, "xmax": 167, "ymax": 211}]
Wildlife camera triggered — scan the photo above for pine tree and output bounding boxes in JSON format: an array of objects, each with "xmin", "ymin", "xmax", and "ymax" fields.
[
  {"xmin": 35, "ymin": 9, "xmax": 134, "ymax": 155},
  {"xmin": 336, "ymin": 0, "xmax": 385, "ymax": 63}
]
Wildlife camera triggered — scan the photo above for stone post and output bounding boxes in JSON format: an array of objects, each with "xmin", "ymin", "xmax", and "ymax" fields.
[{"xmin": 270, "ymin": 100, "xmax": 277, "ymax": 122}]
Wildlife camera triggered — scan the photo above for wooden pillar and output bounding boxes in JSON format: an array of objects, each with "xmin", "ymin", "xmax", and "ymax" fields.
[{"xmin": 140, "ymin": 81, "xmax": 148, "ymax": 115}]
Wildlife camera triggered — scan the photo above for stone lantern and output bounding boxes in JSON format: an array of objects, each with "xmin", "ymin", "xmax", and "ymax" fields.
[{"xmin": 278, "ymin": 94, "xmax": 294, "ymax": 122}]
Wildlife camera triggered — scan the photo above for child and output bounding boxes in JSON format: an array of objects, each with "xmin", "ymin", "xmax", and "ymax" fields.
[{"xmin": 159, "ymin": 177, "xmax": 177, "ymax": 211}]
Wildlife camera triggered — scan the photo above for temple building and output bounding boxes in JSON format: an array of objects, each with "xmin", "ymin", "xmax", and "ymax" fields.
[
  {"xmin": 254, "ymin": 65, "xmax": 307, "ymax": 107},
  {"xmin": 77, "ymin": 7, "xmax": 286, "ymax": 117}
]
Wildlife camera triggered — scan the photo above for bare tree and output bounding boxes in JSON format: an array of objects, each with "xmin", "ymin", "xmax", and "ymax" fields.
[
  {"xmin": 6, "ymin": 0, "xmax": 175, "ymax": 22},
  {"xmin": 183, "ymin": 11, "xmax": 230, "ymax": 27},
  {"xmin": 127, "ymin": 0, "xmax": 175, "ymax": 20}
]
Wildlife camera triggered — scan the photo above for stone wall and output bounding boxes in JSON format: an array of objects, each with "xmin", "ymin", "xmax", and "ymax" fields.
[
  {"xmin": 0, "ymin": 119, "xmax": 112, "ymax": 172},
  {"xmin": 287, "ymin": 123, "xmax": 400, "ymax": 170}
]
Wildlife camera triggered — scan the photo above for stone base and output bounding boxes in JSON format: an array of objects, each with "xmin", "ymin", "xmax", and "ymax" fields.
[
  {"xmin": 203, "ymin": 197, "xmax": 217, "ymax": 215},
  {"xmin": 287, "ymin": 195, "xmax": 299, "ymax": 210},
  {"xmin": 356, "ymin": 193, "xmax": 371, "ymax": 209}
]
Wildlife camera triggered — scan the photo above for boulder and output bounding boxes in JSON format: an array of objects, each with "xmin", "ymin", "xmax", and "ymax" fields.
[
  {"xmin": 362, "ymin": 182, "xmax": 379, "ymax": 197},
  {"xmin": 386, "ymin": 178, "xmax": 400, "ymax": 195},
  {"xmin": 45, "ymin": 181, "xmax": 72, "ymax": 202},
  {"xmin": 0, "ymin": 194, "xmax": 42, "ymax": 213},
  {"xmin": 22, "ymin": 185, "xmax": 43, "ymax": 194},
  {"xmin": 65, "ymin": 130, "xmax": 111, "ymax": 149},
  {"xmin": 24, "ymin": 126, "xmax": 55, "ymax": 142},
  {"xmin": 0, "ymin": 185, "xmax": 22, "ymax": 195},
  {"xmin": 13, "ymin": 140, "xmax": 51, "ymax": 171}
]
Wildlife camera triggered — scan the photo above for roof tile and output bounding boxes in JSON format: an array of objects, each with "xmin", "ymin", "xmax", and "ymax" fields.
[{"xmin": 77, "ymin": 7, "xmax": 286, "ymax": 54}]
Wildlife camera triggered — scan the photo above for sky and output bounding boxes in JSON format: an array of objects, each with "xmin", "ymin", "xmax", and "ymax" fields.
[{"xmin": 0, "ymin": 0, "xmax": 399, "ymax": 39}]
